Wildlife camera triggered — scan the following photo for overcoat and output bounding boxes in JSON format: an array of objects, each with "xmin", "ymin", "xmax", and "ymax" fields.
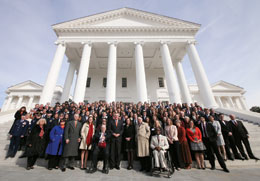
[
  {"xmin": 26, "ymin": 125, "xmax": 48, "ymax": 156},
  {"xmin": 62, "ymin": 120, "xmax": 82, "ymax": 157},
  {"xmin": 135, "ymin": 122, "xmax": 150, "ymax": 157},
  {"xmin": 79, "ymin": 123, "xmax": 95, "ymax": 150},
  {"xmin": 45, "ymin": 125, "xmax": 64, "ymax": 155}
]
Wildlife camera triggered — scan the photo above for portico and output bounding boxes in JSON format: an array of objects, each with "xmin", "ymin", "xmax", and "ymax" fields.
[{"xmin": 38, "ymin": 8, "xmax": 219, "ymax": 108}]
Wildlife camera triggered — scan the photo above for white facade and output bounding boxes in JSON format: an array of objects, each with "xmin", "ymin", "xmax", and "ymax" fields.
[
  {"xmin": 0, "ymin": 8, "xmax": 249, "ymax": 112},
  {"xmin": 1, "ymin": 81, "xmax": 62, "ymax": 112}
]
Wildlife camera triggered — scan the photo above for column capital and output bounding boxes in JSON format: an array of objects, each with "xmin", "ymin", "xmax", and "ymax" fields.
[
  {"xmin": 134, "ymin": 41, "xmax": 144, "ymax": 46},
  {"xmin": 81, "ymin": 41, "xmax": 92, "ymax": 46},
  {"xmin": 160, "ymin": 41, "xmax": 171, "ymax": 45},
  {"xmin": 54, "ymin": 41, "xmax": 66, "ymax": 46},
  {"xmin": 186, "ymin": 40, "xmax": 197, "ymax": 45},
  {"xmin": 107, "ymin": 41, "xmax": 118, "ymax": 46}
]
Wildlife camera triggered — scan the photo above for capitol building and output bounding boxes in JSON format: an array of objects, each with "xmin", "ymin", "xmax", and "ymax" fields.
[{"xmin": 0, "ymin": 8, "xmax": 249, "ymax": 112}]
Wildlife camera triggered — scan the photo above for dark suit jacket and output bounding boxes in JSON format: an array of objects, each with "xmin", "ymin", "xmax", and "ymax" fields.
[
  {"xmin": 108, "ymin": 119, "xmax": 124, "ymax": 139},
  {"xmin": 218, "ymin": 120, "xmax": 231, "ymax": 138},
  {"xmin": 228, "ymin": 120, "xmax": 248, "ymax": 139},
  {"xmin": 198, "ymin": 122, "xmax": 217, "ymax": 142}
]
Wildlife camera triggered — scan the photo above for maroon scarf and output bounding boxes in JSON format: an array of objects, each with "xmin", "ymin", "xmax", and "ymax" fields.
[
  {"xmin": 39, "ymin": 126, "xmax": 44, "ymax": 139},
  {"xmin": 86, "ymin": 123, "xmax": 93, "ymax": 145}
]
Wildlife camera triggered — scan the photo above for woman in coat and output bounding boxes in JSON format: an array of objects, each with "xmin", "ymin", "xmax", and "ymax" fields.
[
  {"xmin": 123, "ymin": 118, "xmax": 135, "ymax": 170},
  {"xmin": 26, "ymin": 118, "xmax": 48, "ymax": 170},
  {"xmin": 186, "ymin": 121, "xmax": 206, "ymax": 169},
  {"xmin": 79, "ymin": 116, "xmax": 95, "ymax": 169},
  {"xmin": 45, "ymin": 120, "xmax": 65, "ymax": 170},
  {"xmin": 176, "ymin": 120, "xmax": 192, "ymax": 169},
  {"xmin": 165, "ymin": 118, "xmax": 182, "ymax": 170},
  {"xmin": 209, "ymin": 116, "xmax": 227, "ymax": 160},
  {"xmin": 135, "ymin": 117, "xmax": 150, "ymax": 172}
]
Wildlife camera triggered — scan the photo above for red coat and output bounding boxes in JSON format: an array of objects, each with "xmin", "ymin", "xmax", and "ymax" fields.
[
  {"xmin": 186, "ymin": 127, "xmax": 202, "ymax": 142},
  {"xmin": 177, "ymin": 126, "xmax": 187, "ymax": 143}
]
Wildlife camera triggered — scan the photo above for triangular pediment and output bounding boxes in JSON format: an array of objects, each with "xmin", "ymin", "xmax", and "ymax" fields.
[
  {"xmin": 53, "ymin": 7, "xmax": 200, "ymax": 32},
  {"xmin": 8, "ymin": 80, "xmax": 42, "ymax": 91},
  {"xmin": 211, "ymin": 81, "xmax": 244, "ymax": 91}
]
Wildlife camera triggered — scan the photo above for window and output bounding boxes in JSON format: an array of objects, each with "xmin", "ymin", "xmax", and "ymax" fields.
[
  {"xmin": 86, "ymin": 77, "xmax": 91, "ymax": 88},
  {"xmin": 158, "ymin": 77, "xmax": 164, "ymax": 88},
  {"xmin": 122, "ymin": 77, "xmax": 127, "ymax": 88},
  {"xmin": 103, "ymin": 77, "xmax": 107, "ymax": 88}
]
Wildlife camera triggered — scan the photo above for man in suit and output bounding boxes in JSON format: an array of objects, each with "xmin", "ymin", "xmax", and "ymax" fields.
[
  {"xmin": 228, "ymin": 114, "xmax": 259, "ymax": 160},
  {"xmin": 198, "ymin": 116, "xmax": 229, "ymax": 172},
  {"xmin": 6, "ymin": 114, "xmax": 29, "ymax": 158},
  {"xmin": 108, "ymin": 113, "xmax": 124, "ymax": 169},
  {"xmin": 60, "ymin": 114, "xmax": 82, "ymax": 172},
  {"xmin": 218, "ymin": 114, "xmax": 243, "ymax": 160},
  {"xmin": 90, "ymin": 125, "xmax": 111, "ymax": 174},
  {"xmin": 150, "ymin": 128, "xmax": 169, "ymax": 171}
]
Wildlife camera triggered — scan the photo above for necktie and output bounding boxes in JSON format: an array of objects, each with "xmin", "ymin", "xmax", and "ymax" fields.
[
  {"xmin": 75, "ymin": 121, "xmax": 77, "ymax": 128},
  {"xmin": 116, "ymin": 120, "xmax": 118, "ymax": 127},
  {"xmin": 203, "ymin": 123, "xmax": 207, "ymax": 137}
]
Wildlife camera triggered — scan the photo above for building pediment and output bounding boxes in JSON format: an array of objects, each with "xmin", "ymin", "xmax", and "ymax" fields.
[
  {"xmin": 53, "ymin": 7, "xmax": 200, "ymax": 34},
  {"xmin": 211, "ymin": 81, "xmax": 244, "ymax": 92},
  {"xmin": 7, "ymin": 80, "xmax": 42, "ymax": 92}
]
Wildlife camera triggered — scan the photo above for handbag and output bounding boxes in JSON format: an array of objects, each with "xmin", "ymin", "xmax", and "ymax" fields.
[{"xmin": 98, "ymin": 142, "xmax": 106, "ymax": 148}]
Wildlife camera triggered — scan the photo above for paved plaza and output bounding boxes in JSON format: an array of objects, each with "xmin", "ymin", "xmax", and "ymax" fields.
[{"xmin": 0, "ymin": 164, "xmax": 259, "ymax": 181}]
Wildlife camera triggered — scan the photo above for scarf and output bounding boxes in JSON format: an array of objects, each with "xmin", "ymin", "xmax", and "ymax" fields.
[
  {"xmin": 39, "ymin": 126, "xmax": 44, "ymax": 139},
  {"xmin": 86, "ymin": 123, "xmax": 93, "ymax": 145}
]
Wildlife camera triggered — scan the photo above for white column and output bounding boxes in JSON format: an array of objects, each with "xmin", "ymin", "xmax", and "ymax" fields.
[
  {"xmin": 234, "ymin": 97, "xmax": 242, "ymax": 109},
  {"xmin": 61, "ymin": 61, "xmax": 76, "ymax": 103},
  {"xmin": 27, "ymin": 96, "xmax": 34, "ymax": 109},
  {"xmin": 4, "ymin": 96, "xmax": 13, "ymax": 111},
  {"xmin": 106, "ymin": 42, "xmax": 117, "ymax": 103},
  {"xmin": 174, "ymin": 60, "xmax": 192, "ymax": 105},
  {"xmin": 215, "ymin": 96, "xmax": 223, "ymax": 108},
  {"xmin": 160, "ymin": 42, "xmax": 181, "ymax": 104},
  {"xmin": 134, "ymin": 42, "xmax": 148, "ymax": 103},
  {"xmin": 1, "ymin": 98, "xmax": 8, "ymax": 112},
  {"xmin": 40, "ymin": 42, "xmax": 66, "ymax": 105},
  {"xmin": 227, "ymin": 96, "xmax": 235, "ymax": 108},
  {"xmin": 186, "ymin": 42, "xmax": 217, "ymax": 108},
  {"xmin": 16, "ymin": 96, "xmax": 23, "ymax": 108},
  {"xmin": 239, "ymin": 96, "xmax": 248, "ymax": 110},
  {"xmin": 73, "ymin": 42, "xmax": 92, "ymax": 104}
]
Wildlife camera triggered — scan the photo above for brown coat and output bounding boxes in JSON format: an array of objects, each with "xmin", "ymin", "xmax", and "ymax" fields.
[
  {"xmin": 135, "ymin": 122, "xmax": 150, "ymax": 157},
  {"xmin": 79, "ymin": 123, "xmax": 95, "ymax": 150}
]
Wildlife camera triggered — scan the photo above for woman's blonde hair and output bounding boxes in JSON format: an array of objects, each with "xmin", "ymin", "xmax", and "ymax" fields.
[{"xmin": 36, "ymin": 118, "xmax": 47, "ymax": 125}]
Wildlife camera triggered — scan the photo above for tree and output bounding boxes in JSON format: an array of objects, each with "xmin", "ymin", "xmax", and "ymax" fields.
[{"xmin": 250, "ymin": 106, "xmax": 260, "ymax": 113}]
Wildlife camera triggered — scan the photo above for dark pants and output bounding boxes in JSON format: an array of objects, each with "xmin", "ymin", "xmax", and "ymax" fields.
[
  {"xmin": 92, "ymin": 146, "xmax": 109, "ymax": 170},
  {"xmin": 7, "ymin": 136, "xmax": 21, "ymax": 157},
  {"xmin": 60, "ymin": 156, "xmax": 75, "ymax": 169},
  {"xmin": 110, "ymin": 137, "xmax": 122, "ymax": 168},
  {"xmin": 169, "ymin": 141, "xmax": 183, "ymax": 168},
  {"xmin": 27, "ymin": 155, "xmax": 38, "ymax": 167},
  {"xmin": 48, "ymin": 155, "xmax": 60, "ymax": 169},
  {"xmin": 224, "ymin": 135, "xmax": 240, "ymax": 159},
  {"xmin": 139, "ymin": 156, "xmax": 150, "ymax": 171},
  {"xmin": 203, "ymin": 137, "xmax": 227, "ymax": 169},
  {"xmin": 235, "ymin": 137, "xmax": 255, "ymax": 158}
]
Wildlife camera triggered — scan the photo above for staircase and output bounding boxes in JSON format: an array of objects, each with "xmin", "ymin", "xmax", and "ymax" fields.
[{"xmin": 0, "ymin": 112, "xmax": 259, "ymax": 168}]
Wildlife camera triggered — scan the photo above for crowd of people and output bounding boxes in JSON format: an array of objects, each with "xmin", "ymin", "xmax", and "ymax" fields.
[{"xmin": 6, "ymin": 100, "xmax": 259, "ymax": 174}]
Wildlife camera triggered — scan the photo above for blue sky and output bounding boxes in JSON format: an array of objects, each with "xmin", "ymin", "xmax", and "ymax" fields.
[{"xmin": 0, "ymin": 0, "xmax": 259, "ymax": 108}]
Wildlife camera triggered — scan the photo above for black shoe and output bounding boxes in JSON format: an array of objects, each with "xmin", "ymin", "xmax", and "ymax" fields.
[
  {"xmin": 68, "ymin": 166, "xmax": 74, "ymax": 170},
  {"xmin": 91, "ymin": 168, "xmax": 97, "ymax": 173},
  {"xmin": 140, "ymin": 168, "xmax": 144, "ymax": 171},
  {"xmin": 210, "ymin": 166, "xmax": 216, "ymax": 170},
  {"xmin": 61, "ymin": 168, "xmax": 66, "ymax": 172},
  {"xmin": 244, "ymin": 155, "xmax": 249, "ymax": 160},
  {"xmin": 127, "ymin": 166, "xmax": 130, "ymax": 170},
  {"xmin": 115, "ymin": 166, "xmax": 120, "ymax": 170},
  {"xmin": 110, "ymin": 166, "xmax": 114, "ymax": 170},
  {"xmin": 26, "ymin": 167, "xmax": 30, "ymax": 170},
  {"xmin": 48, "ymin": 168, "xmax": 53, "ymax": 170},
  {"xmin": 250, "ymin": 156, "xmax": 259, "ymax": 160},
  {"xmin": 223, "ymin": 168, "xmax": 230, "ymax": 173}
]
